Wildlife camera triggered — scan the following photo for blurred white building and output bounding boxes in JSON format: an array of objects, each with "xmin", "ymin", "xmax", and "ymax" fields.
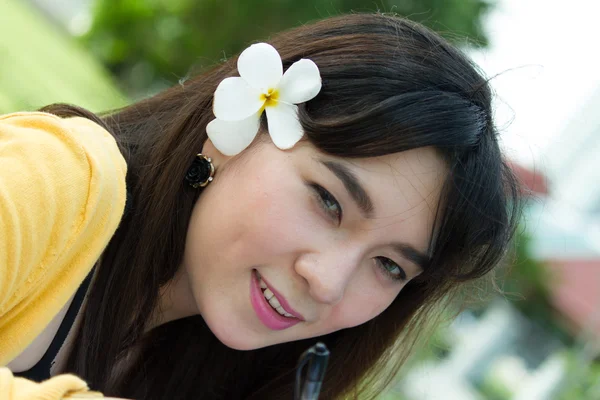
[
  {"xmin": 398, "ymin": 302, "xmax": 566, "ymax": 400},
  {"xmin": 542, "ymin": 85, "xmax": 600, "ymax": 218}
]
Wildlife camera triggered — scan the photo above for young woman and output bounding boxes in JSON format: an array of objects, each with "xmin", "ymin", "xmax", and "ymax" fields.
[{"xmin": 0, "ymin": 13, "xmax": 521, "ymax": 400}]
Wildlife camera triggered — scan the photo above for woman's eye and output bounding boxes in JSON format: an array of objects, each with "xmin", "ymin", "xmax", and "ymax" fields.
[
  {"xmin": 310, "ymin": 184, "xmax": 342, "ymax": 224},
  {"xmin": 375, "ymin": 257, "xmax": 407, "ymax": 281}
]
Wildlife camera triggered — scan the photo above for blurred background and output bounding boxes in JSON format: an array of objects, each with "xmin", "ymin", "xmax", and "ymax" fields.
[{"xmin": 1, "ymin": 0, "xmax": 599, "ymax": 398}]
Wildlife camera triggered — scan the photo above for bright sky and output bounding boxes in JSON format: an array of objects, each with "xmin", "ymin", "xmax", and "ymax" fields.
[{"xmin": 469, "ymin": 0, "xmax": 600, "ymax": 167}]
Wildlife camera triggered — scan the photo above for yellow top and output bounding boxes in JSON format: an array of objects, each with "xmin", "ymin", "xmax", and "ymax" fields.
[
  {"xmin": 0, "ymin": 111, "xmax": 127, "ymax": 398},
  {"xmin": 0, "ymin": 367, "xmax": 93, "ymax": 400}
]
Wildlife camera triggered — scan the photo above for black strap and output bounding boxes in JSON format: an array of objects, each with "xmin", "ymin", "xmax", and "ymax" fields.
[{"xmin": 14, "ymin": 269, "xmax": 94, "ymax": 381}]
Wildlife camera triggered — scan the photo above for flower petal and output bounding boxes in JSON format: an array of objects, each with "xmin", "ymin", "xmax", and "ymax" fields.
[
  {"xmin": 278, "ymin": 59, "xmax": 322, "ymax": 104},
  {"xmin": 213, "ymin": 77, "xmax": 264, "ymax": 121},
  {"xmin": 238, "ymin": 43, "xmax": 283, "ymax": 92},
  {"xmin": 206, "ymin": 114, "xmax": 261, "ymax": 156},
  {"xmin": 265, "ymin": 103, "xmax": 304, "ymax": 150}
]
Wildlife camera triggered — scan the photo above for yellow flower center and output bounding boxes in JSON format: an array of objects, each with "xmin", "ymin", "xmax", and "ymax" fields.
[{"xmin": 260, "ymin": 88, "xmax": 279, "ymax": 108}]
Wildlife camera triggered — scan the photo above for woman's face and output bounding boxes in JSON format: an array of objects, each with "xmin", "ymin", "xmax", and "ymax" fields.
[{"xmin": 178, "ymin": 136, "xmax": 446, "ymax": 350}]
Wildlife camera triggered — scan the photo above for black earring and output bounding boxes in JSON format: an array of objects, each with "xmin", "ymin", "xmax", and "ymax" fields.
[{"xmin": 185, "ymin": 154, "xmax": 215, "ymax": 188}]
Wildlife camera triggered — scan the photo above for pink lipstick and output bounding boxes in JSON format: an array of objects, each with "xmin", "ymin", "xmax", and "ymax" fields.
[{"xmin": 250, "ymin": 270, "xmax": 303, "ymax": 330}]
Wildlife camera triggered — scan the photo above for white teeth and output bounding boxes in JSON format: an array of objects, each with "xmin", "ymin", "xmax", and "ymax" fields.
[
  {"xmin": 275, "ymin": 306, "xmax": 294, "ymax": 318},
  {"xmin": 263, "ymin": 288, "xmax": 274, "ymax": 300},
  {"xmin": 259, "ymin": 276, "xmax": 295, "ymax": 318},
  {"xmin": 268, "ymin": 296, "xmax": 281, "ymax": 309}
]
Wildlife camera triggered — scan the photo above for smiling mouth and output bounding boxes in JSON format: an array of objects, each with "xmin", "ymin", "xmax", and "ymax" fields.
[
  {"xmin": 256, "ymin": 271, "xmax": 296, "ymax": 318},
  {"xmin": 250, "ymin": 269, "xmax": 304, "ymax": 331}
]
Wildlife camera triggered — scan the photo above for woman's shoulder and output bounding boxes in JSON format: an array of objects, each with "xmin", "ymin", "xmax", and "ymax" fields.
[
  {"xmin": 0, "ymin": 110, "xmax": 127, "ymax": 366},
  {"xmin": 0, "ymin": 111, "xmax": 126, "ymax": 172}
]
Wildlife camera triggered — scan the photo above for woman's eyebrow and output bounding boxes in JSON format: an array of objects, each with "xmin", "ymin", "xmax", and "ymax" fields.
[
  {"xmin": 391, "ymin": 243, "xmax": 430, "ymax": 273},
  {"xmin": 318, "ymin": 159, "xmax": 375, "ymax": 219}
]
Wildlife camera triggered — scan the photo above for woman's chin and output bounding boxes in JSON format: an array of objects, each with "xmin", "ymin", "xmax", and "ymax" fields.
[
  {"xmin": 204, "ymin": 316, "xmax": 267, "ymax": 350},
  {"xmin": 215, "ymin": 333, "xmax": 269, "ymax": 351},
  {"xmin": 217, "ymin": 335, "xmax": 261, "ymax": 351}
]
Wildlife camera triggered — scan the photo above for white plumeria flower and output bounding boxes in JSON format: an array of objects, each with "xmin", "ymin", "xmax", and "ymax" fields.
[{"xmin": 206, "ymin": 43, "xmax": 322, "ymax": 156}]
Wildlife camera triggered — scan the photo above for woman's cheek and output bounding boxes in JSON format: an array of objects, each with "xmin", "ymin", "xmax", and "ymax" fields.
[
  {"xmin": 329, "ymin": 284, "xmax": 398, "ymax": 330},
  {"xmin": 245, "ymin": 185, "xmax": 327, "ymax": 252}
]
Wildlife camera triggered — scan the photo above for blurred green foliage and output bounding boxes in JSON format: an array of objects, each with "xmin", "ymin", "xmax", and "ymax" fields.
[
  {"xmin": 83, "ymin": 0, "xmax": 495, "ymax": 97},
  {"xmin": 556, "ymin": 351, "xmax": 600, "ymax": 399},
  {"xmin": 499, "ymin": 232, "xmax": 574, "ymax": 345},
  {"xmin": 501, "ymin": 232, "xmax": 553, "ymax": 307},
  {"xmin": 477, "ymin": 377, "xmax": 513, "ymax": 400},
  {"xmin": 0, "ymin": 0, "xmax": 127, "ymax": 113}
]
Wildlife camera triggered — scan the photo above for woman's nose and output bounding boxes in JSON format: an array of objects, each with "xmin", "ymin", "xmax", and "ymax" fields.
[{"xmin": 294, "ymin": 250, "xmax": 360, "ymax": 305}]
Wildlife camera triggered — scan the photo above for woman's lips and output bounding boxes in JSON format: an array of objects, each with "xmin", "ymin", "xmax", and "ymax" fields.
[
  {"xmin": 259, "ymin": 273, "xmax": 305, "ymax": 320},
  {"xmin": 250, "ymin": 270, "xmax": 302, "ymax": 331}
]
